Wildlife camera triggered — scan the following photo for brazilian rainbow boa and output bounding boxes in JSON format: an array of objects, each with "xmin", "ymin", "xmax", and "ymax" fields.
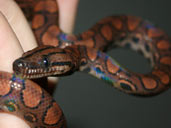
[{"xmin": 0, "ymin": 0, "xmax": 170, "ymax": 127}]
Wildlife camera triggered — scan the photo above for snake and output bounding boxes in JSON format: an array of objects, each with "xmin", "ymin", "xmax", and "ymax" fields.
[{"xmin": 0, "ymin": 0, "xmax": 170, "ymax": 127}]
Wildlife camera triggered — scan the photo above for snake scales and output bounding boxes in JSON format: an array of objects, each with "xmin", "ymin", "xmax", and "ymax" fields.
[{"xmin": 0, "ymin": 0, "xmax": 170, "ymax": 127}]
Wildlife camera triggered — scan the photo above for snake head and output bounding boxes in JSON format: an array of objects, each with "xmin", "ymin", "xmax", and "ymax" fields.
[{"xmin": 13, "ymin": 45, "xmax": 79, "ymax": 79}]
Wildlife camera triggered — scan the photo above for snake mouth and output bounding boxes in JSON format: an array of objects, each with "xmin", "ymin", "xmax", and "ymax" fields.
[{"xmin": 16, "ymin": 65, "xmax": 72, "ymax": 79}]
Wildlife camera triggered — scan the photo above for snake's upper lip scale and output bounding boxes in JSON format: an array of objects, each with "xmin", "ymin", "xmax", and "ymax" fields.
[{"xmin": 19, "ymin": 64, "xmax": 71, "ymax": 78}]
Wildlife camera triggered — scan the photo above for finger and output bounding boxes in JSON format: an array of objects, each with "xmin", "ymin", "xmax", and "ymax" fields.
[
  {"xmin": 0, "ymin": 113, "xmax": 30, "ymax": 128},
  {"xmin": 0, "ymin": 0, "xmax": 37, "ymax": 52},
  {"xmin": 0, "ymin": 12, "xmax": 29, "ymax": 128},
  {"xmin": 57, "ymin": 0, "xmax": 79, "ymax": 33},
  {"xmin": 0, "ymin": 12, "xmax": 23, "ymax": 72}
]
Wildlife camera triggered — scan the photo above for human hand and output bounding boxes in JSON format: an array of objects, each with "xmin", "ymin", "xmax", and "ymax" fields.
[{"xmin": 0, "ymin": 0, "xmax": 79, "ymax": 127}]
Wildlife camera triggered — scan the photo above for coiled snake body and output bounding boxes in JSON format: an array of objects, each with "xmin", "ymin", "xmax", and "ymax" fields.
[{"xmin": 0, "ymin": 0, "xmax": 170, "ymax": 127}]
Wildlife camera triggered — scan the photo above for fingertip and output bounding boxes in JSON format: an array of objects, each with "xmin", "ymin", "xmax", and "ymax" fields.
[{"xmin": 57, "ymin": 0, "xmax": 79, "ymax": 33}]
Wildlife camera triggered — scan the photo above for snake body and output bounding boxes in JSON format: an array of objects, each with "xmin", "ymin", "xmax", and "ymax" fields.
[{"xmin": 0, "ymin": 0, "xmax": 170, "ymax": 127}]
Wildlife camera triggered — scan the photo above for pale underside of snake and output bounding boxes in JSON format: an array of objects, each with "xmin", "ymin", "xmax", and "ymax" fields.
[{"xmin": 0, "ymin": 0, "xmax": 170, "ymax": 127}]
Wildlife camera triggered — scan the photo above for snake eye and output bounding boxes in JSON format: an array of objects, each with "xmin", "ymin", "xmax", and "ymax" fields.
[{"xmin": 42, "ymin": 57, "xmax": 49, "ymax": 67}]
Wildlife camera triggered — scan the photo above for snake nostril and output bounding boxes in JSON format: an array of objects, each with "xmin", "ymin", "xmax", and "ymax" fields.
[
  {"xmin": 13, "ymin": 59, "xmax": 27, "ymax": 72},
  {"xmin": 17, "ymin": 60, "xmax": 25, "ymax": 67},
  {"xmin": 18, "ymin": 62, "xmax": 24, "ymax": 67}
]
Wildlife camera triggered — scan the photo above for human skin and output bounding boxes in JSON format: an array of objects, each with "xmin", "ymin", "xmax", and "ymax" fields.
[{"xmin": 0, "ymin": 0, "xmax": 79, "ymax": 127}]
